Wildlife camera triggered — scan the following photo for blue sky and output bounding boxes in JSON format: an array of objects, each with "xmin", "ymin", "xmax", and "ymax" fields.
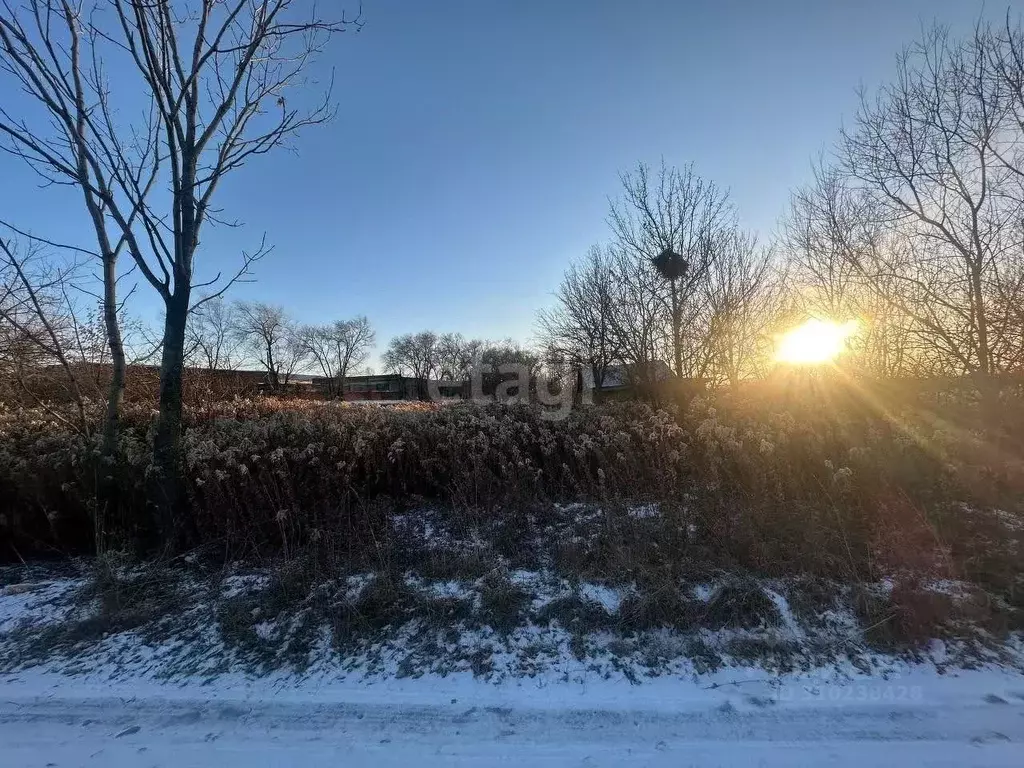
[{"xmin": 0, "ymin": 0, "xmax": 1000, "ymax": 362}]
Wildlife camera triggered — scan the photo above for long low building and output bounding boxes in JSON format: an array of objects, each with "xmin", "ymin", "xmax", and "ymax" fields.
[{"xmin": 309, "ymin": 374, "xmax": 468, "ymax": 401}]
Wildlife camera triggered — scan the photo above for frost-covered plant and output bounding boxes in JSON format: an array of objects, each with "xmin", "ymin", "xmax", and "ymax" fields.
[{"xmin": 1, "ymin": 390, "xmax": 1022, "ymax": 595}]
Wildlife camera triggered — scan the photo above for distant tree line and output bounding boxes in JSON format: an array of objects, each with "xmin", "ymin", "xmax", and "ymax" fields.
[{"xmin": 382, "ymin": 332, "xmax": 541, "ymax": 398}]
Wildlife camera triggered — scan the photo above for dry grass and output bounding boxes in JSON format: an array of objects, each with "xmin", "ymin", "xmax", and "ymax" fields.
[
  {"xmin": 700, "ymin": 583, "xmax": 783, "ymax": 631},
  {"xmin": 617, "ymin": 582, "xmax": 697, "ymax": 632},
  {"xmin": 536, "ymin": 594, "xmax": 616, "ymax": 633},
  {"xmin": 477, "ymin": 570, "xmax": 532, "ymax": 634},
  {"xmin": 1, "ymin": 382, "xmax": 1023, "ymax": 663}
]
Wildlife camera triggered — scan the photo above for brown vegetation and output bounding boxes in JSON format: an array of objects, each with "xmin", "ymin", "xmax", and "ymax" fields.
[{"xmin": 0, "ymin": 381, "xmax": 1020, "ymax": 657}]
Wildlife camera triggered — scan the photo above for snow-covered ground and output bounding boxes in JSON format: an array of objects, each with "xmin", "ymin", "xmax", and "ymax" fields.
[
  {"xmin": 2, "ymin": 665, "xmax": 1024, "ymax": 766},
  {"xmin": 3, "ymin": 571, "xmax": 1023, "ymax": 766}
]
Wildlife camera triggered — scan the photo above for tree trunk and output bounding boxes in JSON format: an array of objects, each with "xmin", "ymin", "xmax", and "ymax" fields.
[
  {"xmin": 150, "ymin": 290, "xmax": 192, "ymax": 553},
  {"xmin": 971, "ymin": 264, "xmax": 991, "ymax": 376},
  {"xmin": 670, "ymin": 279, "xmax": 683, "ymax": 377},
  {"xmin": 337, "ymin": 360, "xmax": 349, "ymax": 402},
  {"xmin": 97, "ymin": 254, "xmax": 128, "ymax": 553},
  {"xmin": 264, "ymin": 340, "xmax": 280, "ymax": 391},
  {"xmin": 100, "ymin": 256, "xmax": 125, "ymax": 458}
]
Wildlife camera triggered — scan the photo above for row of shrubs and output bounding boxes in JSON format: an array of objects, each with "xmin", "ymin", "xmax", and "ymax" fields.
[
  {"xmin": 1, "ymin": 397, "xmax": 685, "ymax": 556},
  {"xmin": 1, "ymin": 387, "xmax": 1022, "ymax": 590}
]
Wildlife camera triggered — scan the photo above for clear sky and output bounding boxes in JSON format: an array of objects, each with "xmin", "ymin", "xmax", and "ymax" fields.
[{"xmin": 0, "ymin": 0, "xmax": 1002, "ymax": 362}]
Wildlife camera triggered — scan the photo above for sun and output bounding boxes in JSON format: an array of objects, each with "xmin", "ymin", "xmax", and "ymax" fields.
[{"xmin": 775, "ymin": 319, "xmax": 859, "ymax": 365}]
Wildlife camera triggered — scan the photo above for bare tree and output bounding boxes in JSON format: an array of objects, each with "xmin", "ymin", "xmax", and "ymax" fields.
[
  {"xmin": 435, "ymin": 332, "xmax": 477, "ymax": 381},
  {"xmin": 0, "ymin": 0, "xmax": 358, "ymax": 549},
  {"xmin": 185, "ymin": 296, "xmax": 239, "ymax": 371},
  {"xmin": 0, "ymin": 230, "xmax": 159, "ymax": 424},
  {"xmin": 980, "ymin": 15, "xmax": 1024, "ymax": 372},
  {"xmin": 535, "ymin": 164, "xmax": 785, "ymax": 392},
  {"xmin": 702, "ymin": 231, "xmax": 779, "ymax": 387},
  {"xmin": 299, "ymin": 316, "xmax": 375, "ymax": 397},
  {"xmin": 536, "ymin": 245, "xmax": 619, "ymax": 389},
  {"xmin": 989, "ymin": 251, "xmax": 1024, "ymax": 372},
  {"xmin": 333, "ymin": 316, "xmax": 374, "ymax": 388},
  {"xmin": 278, "ymin": 328, "xmax": 307, "ymax": 388},
  {"xmin": 840, "ymin": 22, "xmax": 1024, "ymax": 378},
  {"xmin": 784, "ymin": 163, "xmax": 867, "ymax": 320},
  {"xmin": 980, "ymin": 15, "xmax": 1024, "ymax": 186},
  {"xmin": 232, "ymin": 300, "xmax": 304, "ymax": 390},
  {"xmin": 610, "ymin": 161, "xmax": 735, "ymax": 377},
  {"xmin": 382, "ymin": 331, "xmax": 438, "ymax": 398},
  {"xmin": 478, "ymin": 339, "xmax": 541, "ymax": 398},
  {"xmin": 784, "ymin": 164, "xmax": 920, "ymax": 377},
  {"xmin": 299, "ymin": 323, "xmax": 339, "ymax": 395},
  {"xmin": 605, "ymin": 244, "xmax": 670, "ymax": 392},
  {"xmin": 0, "ymin": 236, "xmax": 88, "ymax": 431}
]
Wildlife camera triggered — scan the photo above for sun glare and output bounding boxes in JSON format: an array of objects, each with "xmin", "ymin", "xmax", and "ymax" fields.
[{"xmin": 775, "ymin": 319, "xmax": 859, "ymax": 365}]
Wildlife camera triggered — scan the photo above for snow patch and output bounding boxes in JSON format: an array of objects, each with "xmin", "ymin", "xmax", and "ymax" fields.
[
  {"xmin": 694, "ymin": 584, "xmax": 715, "ymax": 602},
  {"xmin": 221, "ymin": 573, "xmax": 270, "ymax": 598},
  {"xmin": 628, "ymin": 503, "xmax": 660, "ymax": 520},
  {"xmin": 579, "ymin": 583, "xmax": 622, "ymax": 613},
  {"xmin": 763, "ymin": 586, "xmax": 804, "ymax": 640},
  {"xmin": 0, "ymin": 579, "xmax": 80, "ymax": 634}
]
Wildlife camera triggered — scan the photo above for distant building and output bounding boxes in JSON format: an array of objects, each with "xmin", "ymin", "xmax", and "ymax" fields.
[
  {"xmin": 335, "ymin": 374, "xmax": 420, "ymax": 400},
  {"xmin": 431, "ymin": 380, "xmax": 470, "ymax": 399},
  {"xmin": 327, "ymin": 375, "xmax": 466, "ymax": 401},
  {"xmin": 3, "ymin": 362, "xmax": 315, "ymax": 405},
  {"xmin": 321, "ymin": 374, "xmax": 467, "ymax": 401},
  {"xmin": 582, "ymin": 361, "xmax": 706, "ymax": 401},
  {"xmin": 582, "ymin": 361, "xmax": 671, "ymax": 398}
]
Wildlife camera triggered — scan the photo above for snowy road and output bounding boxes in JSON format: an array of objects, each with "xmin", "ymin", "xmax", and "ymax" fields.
[{"xmin": 2, "ymin": 687, "xmax": 1023, "ymax": 767}]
